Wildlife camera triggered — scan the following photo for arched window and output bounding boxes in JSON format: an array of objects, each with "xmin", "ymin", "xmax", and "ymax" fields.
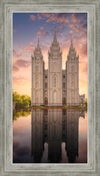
[{"xmin": 44, "ymin": 97, "xmax": 48, "ymax": 105}]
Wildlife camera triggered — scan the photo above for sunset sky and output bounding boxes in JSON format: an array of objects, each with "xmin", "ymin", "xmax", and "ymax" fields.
[{"xmin": 13, "ymin": 13, "xmax": 87, "ymax": 97}]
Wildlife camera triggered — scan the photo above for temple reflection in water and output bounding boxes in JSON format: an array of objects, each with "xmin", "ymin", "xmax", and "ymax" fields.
[{"xmin": 31, "ymin": 109, "xmax": 85, "ymax": 163}]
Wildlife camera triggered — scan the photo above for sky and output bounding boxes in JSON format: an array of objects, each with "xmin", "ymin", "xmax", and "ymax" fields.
[{"xmin": 13, "ymin": 13, "xmax": 87, "ymax": 97}]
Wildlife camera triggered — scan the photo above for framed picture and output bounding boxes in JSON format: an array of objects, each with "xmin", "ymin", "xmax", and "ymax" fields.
[
  {"xmin": 0, "ymin": 0, "xmax": 100, "ymax": 176},
  {"xmin": 13, "ymin": 12, "xmax": 87, "ymax": 164}
]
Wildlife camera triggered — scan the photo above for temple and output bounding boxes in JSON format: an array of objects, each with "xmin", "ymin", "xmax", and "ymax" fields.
[{"xmin": 31, "ymin": 27, "xmax": 85, "ymax": 106}]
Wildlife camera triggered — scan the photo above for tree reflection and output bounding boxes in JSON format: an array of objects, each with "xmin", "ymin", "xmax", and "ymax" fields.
[{"xmin": 13, "ymin": 110, "xmax": 30, "ymax": 121}]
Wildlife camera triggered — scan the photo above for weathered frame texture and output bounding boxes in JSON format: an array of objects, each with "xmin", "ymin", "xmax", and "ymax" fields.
[{"xmin": 0, "ymin": 0, "xmax": 100, "ymax": 176}]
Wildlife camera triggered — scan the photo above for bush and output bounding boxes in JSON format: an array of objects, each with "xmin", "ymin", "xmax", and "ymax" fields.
[{"xmin": 13, "ymin": 92, "xmax": 31, "ymax": 108}]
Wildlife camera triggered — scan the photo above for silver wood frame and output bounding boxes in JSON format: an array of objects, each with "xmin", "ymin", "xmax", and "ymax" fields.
[{"xmin": 0, "ymin": 0, "xmax": 100, "ymax": 176}]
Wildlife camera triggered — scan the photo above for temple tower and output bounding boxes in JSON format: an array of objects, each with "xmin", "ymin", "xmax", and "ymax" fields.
[
  {"xmin": 66, "ymin": 40, "xmax": 79, "ymax": 105},
  {"xmin": 31, "ymin": 39, "xmax": 44, "ymax": 105},
  {"xmin": 48, "ymin": 27, "xmax": 62, "ymax": 105}
]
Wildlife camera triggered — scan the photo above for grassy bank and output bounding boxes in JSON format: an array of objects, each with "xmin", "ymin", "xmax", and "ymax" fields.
[{"xmin": 28, "ymin": 105, "xmax": 85, "ymax": 110}]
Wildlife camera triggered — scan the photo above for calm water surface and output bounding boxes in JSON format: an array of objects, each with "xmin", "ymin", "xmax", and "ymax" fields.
[{"xmin": 13, "ymin": 109, "xmax": 87, "ymax": 163}]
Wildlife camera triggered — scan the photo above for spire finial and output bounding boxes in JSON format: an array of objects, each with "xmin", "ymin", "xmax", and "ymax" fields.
[
  {"xmin": 37, "ymin": 37, "xmax": 40, "ymax": 47},
  {"xmin": 70, "ymin": 37, "xmax": 73, "ymax": 48}
]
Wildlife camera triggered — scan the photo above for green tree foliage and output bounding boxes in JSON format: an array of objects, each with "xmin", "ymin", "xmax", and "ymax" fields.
[
  {"xmin": 85, "ymin": 98, "xmax": 87, "ymax": 106},
  {"xmin": 13, "ymin": 92, "xmax": 31, "ymax": 107},
  {"xmin": 13, "ymin": 92, "xmax": 21, "ymax": 103}
]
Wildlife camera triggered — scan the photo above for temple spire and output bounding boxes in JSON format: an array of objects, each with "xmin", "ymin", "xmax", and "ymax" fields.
[
  {"xmin": 49, "ymin": 26, "xmax": 62, "ymax": 59},
  {"xmin": 70, "ymin": 38, "xmax": 73, "ymax": 49},
  {"xmin": 37, "ymin": 37, "xmax": 40, "ymax": 48},
  {"xmin": 67, "ymin": 38, "xmax": 79, "ymax": 61},
  {"xmin": 34, "ymin": 37, "xmax": 43, "ymax": 60}
]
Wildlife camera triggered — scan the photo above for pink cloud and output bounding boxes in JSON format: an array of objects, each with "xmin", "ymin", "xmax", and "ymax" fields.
[
  {"xmin": 37, "ymin": 13, "xmax": 49, "ymax": 19},
  {"xmin": 14, "ymin": 59, "xmax": 31, "ymax": 68},
  {"xmin": 40, "ymin": 27, "xmax": 44, "ymax": 30},
  {"xmin": 69, "ymin": 24, "xmax": 87, "ymax": 33},
  {"xmin": 46, "ymin": 14, "xmax": 69, "ymax": 24},
  {"xmin": 13, "ymin": 76, "xmax": 27, "ymax": 83},
  {"xmin": 29, "ymin": 42, "xmax": 34, "ymax": 46},
  {"xmin": 30, "ymin": 14, "xmax": 36, "ymax": 21},
  {"xmin": 24, "ymin": 46, "xmax": 35, "ymax": 52},
  {"xmin": 37, "ymin": 27, "xmax": 48, "ymax": 37},
  {"xmin": 37, "ymin": 13, "xmax": 69, "ymax": 24},
  {"xmin": 71, "ymin": 14, "xmax": 77, "ymax": 23},
  {"xmin": 69, "ymin": 24, "xmax": 79, "ymax": 32},
  {"xmin": 13, "ymin": 49, "xmax": 22, "ymax": 58},
  {"xmin": 37, "ymin": 14, "xmax": 42, "ymax": 20},
  {"xmin": 37, "ymin": 31, "xmax": 47, "ymax": 37},
  {"xmin": 69, "ymin": 30, "xmax": 73, "ymax": 34},
  {"xmin": 42, "ymin": 13, "xmax": 51, "ymax": 18},
  {"xmin": 36, "ymin": 13, "xmax": 69, "ymax": 24}
]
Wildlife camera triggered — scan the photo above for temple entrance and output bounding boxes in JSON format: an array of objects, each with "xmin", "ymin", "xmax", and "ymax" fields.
[
  {"xmin": 44, "ymin": 97, "xmax": 48, "ymax": 105},
  {"xmin": 62, "ymin": 98, "xmax": 66, "ymax": 105}
]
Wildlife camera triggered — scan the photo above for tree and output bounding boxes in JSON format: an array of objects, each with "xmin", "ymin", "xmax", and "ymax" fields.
[
  {"xmin": 85, "ymin": 98, "xmax": 87, "ymax": 108},
  {"xmin": 13, "ymin": 92, "xmax": 31, "ymax": 108}
]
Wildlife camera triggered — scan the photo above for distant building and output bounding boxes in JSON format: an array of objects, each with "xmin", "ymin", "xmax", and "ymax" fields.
[{"xmin": 31, "ymin": 27, "xmax": 85, "ymax": 105}]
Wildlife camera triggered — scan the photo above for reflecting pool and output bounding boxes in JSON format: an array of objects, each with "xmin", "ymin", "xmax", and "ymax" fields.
[{"xmin": 13, "ymin": 109, "xmax": 87, "ymax": 163}]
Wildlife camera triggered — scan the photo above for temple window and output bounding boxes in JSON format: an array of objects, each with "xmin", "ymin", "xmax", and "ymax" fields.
[
  {"xmin": 63, "ymin": 83, "xmax": 65, "ymax": 88},
  {"xmin": 45, "ymin": 83, "xmax": 47, "ymax": 88}
]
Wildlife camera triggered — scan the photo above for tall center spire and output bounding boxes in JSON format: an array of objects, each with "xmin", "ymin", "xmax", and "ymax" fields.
[
  {"xmin": 70, "ymin": 38, "xmax": 73, "ymax": 49},
  {"xmin": 49, "ymin": 26, "xmax": 62, "ymax": 59},
  {"xmin": 37, "ymin": 37, "xmax": 40, "ymax": 48}
]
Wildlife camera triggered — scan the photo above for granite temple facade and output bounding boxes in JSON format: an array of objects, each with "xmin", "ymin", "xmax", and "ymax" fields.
[{"xmin": 31, "ymin": 27, "xmax": 85, "ymax": 106}]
